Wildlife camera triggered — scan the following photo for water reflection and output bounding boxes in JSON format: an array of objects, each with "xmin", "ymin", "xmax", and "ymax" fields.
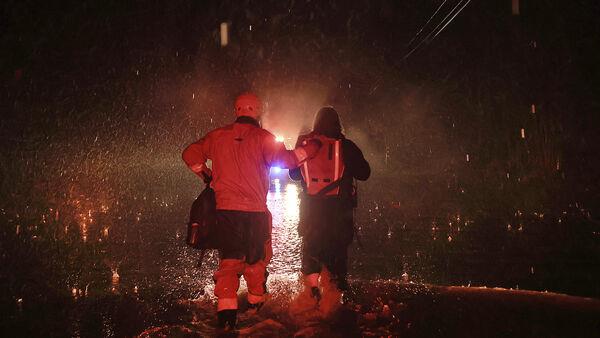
[
  {"xmin": 5, "ymin": 173, "xmax": 599, "ymax": 336},
  {"xmin": 111, "ymin": 267, "xmax": 120, "ymax": 293},
  {"xmin": 268, "ymin": 181, "xmax": 302, "ymax": 283}
]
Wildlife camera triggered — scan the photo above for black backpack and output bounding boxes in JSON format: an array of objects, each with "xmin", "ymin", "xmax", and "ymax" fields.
[{"xmin": 186, "ymin": 181, "xmax": 217, "ymax": 250}]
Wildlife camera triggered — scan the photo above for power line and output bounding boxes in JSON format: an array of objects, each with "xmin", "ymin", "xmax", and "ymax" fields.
[
  {"xmin": 401, "ymin": 0, "xmax": 471, "ymax": 61},
  {"xmin": 420, "ymin": 0, "xmax": 466, "ymax": 44},
  {"xmin": 402, "ymin": 0, "xmax": 464, "ymax": 60},
  {"xmin": 432, "ymin": 0, "xmax": 472, "ymax": 40},
  {"xmin": 406, "ymin": 0, "xmax": 449, "ymax": 48}
]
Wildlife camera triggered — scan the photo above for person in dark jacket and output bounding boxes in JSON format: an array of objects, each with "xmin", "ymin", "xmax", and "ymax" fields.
[{"xmin": 289, "ymin": 107, "xmax": 370, "ymax": 313}]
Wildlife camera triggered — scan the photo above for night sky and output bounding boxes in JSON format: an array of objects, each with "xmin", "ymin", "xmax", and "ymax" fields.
[{"xmin": 3, "ymin": 1, "xmax": 599, "ymax": 204}]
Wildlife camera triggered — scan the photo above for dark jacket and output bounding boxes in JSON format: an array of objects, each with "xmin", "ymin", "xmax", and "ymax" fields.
[
  {"xmin": 290, "ymin": 133, "xmax": 370, "ymax": 244},
  {"xmin": 289, "ymin": 133, "xmax": 370, "ymax": 201}
]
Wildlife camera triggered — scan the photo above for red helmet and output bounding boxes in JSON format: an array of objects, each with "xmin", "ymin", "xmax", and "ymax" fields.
[{"xmin": 234, "ymin": 92, "xmax": 261, "ymax": 118}]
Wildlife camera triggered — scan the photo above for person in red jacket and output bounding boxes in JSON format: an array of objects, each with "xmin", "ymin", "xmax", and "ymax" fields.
[
  {"xmin": 182, "ymin": 93, "xmax": 320, "ymax": 330},
  {"xmin": 289, "ymin": 107, "xmax": 370, "ymax": 315}
]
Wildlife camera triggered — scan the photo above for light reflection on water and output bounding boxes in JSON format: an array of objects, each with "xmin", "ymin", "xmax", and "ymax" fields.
[
  {"xmin": 267, "ymin": 181, "xmax": 302, "ymax": 282},
  {"xmin": 133, "ymin": 179, "xmax": 306, "ymax": 302},
  {"xmin": 20, "ymin": 178, "xmax": 306, "ymax": 300},
  {"xmin": 14, "ymin": 176, "xmax": 599, "ymax": 323},
  {"xmin": 6, "ymin": 176, "xmax": 600, "ymax": 337}
]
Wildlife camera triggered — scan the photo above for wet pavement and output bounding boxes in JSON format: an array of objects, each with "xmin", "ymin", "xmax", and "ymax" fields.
[
  {"xmin": 137, "ymin": 280, "xmax": 600, "ymax": 337},
  {"xmin": 2, "ymin": 179, "xmax": 599, "ymax": 337}
]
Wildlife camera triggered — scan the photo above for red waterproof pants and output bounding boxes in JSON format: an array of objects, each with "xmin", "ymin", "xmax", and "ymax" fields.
[{"xmin": 213, "ymin": 210, "xmax": 272, "ymax": 311}]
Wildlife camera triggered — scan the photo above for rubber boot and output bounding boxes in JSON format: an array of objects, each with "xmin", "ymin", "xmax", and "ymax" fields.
[
  {"xmin": 311, "ymin": 286, "xmax": 321, "ymax": 302},
  {"xmin": 289, "ymin": 274, "xmax": 321, "ymax": 323},
  {"xmin": 217, "ymin": 309, "xmax": 237, "ymax": 331},
  {"xmin": 245, "ymin": 301, "xmax": 264, "ymax": 317},
  {"xmin": 318, "ymin": 269, "xmax": 342, "ymax": 318}
]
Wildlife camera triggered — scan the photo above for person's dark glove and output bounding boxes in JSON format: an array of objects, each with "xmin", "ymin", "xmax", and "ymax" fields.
[{"xmin": 200, "ymin": 170, "xmax": 212, "ymax": 184}]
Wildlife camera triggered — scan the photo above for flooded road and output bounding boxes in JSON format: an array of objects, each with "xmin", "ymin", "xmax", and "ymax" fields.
[
  {"xmin": 268, "ymin": 179, "xmax": 302, "ymax": 281},
  {"xmin": 2, "ymin": 174, "xmax": 600, "ymax": 337}
]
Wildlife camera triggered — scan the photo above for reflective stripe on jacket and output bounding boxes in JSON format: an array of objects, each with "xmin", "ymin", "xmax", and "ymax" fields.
[
  {"xmin": 300, "ymin": 134, "xmax": 345, "ymax": 196},
  {"xmin": 290, "ymin": 133, "xmax": 371, "ymax": 199}
]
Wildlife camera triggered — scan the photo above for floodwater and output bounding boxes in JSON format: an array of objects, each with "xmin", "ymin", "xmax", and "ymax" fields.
[{"xmin": 2, "ymin": 174, "xmax": 600, "ymax": 337}]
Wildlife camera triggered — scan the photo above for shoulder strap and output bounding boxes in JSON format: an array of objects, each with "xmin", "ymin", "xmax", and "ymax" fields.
[{"xmin": 315, "ymin": 179, "xmax": 342, "ymax": 196}]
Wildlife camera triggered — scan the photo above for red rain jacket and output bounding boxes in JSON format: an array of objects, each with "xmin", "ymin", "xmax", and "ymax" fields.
[{"xmin": 183, "ymin": 116, "xmax": 313, "ymax": 212}]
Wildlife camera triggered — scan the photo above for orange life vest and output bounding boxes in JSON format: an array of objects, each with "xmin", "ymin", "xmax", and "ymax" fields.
[{"xmin": 301, "ymin": 134, "xmax": 345, "ymax": 196}]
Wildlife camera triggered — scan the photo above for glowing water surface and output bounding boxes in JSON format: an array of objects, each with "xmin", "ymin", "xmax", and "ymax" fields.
[
  {"xmin": 268, "ymin": 179, "xmax": 302, "ymax": 280},
  {"xmin": 186, "ymin": 179, "xmax": 305, "ymax": 300},
  {"xmin": 5, "ymin": 176, "xmax": 599, "ymax": 336}
]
